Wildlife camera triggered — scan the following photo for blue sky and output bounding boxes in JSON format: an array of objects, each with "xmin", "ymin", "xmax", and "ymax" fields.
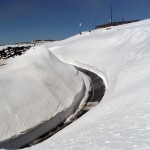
[{"xmin": 0, "ymin": 0, "xmax": 150, "ymax": 45}]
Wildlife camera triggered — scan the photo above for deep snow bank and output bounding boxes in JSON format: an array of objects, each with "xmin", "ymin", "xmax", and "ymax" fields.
[
  {"xmin": 0, "ymin": 46, "xmax": 85, "ymax": 146},
  {"xmin": 27, "ymin": 19, "xmax": 150, "ymax": 149}
]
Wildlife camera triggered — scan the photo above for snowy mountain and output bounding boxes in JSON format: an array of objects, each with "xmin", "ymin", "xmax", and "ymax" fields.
[
  {"xmin": 0, "ymin": 46, "xmax": 88, "ymax": 148},
  {"xmin": 0, "ymin": 18, "xmax": 150, "ymax": 149},
  {"xmin": 26, "ymin": 19, "xmax": 150, "ymax": 149}
]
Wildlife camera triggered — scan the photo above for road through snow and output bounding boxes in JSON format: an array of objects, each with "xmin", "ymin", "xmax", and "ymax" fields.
[
  {"xmin": 24, "ymin": 66, "xmax": 105, "ymax": 149},
  {"xmin": 0, "ymin": 64, "xmax": 105, "ymax": 149}
]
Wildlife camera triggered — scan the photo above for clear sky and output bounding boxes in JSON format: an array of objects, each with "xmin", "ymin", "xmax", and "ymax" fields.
[{"xmin": 0, "ymin": 0, "xmax": 150, "ymax": 45}]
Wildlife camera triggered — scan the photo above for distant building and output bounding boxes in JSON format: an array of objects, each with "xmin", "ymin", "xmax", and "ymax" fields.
[{"xmin": 96, "ymin": 20, "xmax": 140, "ymax": 29}]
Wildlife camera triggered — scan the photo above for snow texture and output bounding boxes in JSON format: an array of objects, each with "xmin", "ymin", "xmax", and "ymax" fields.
[
  {"xmin": 0, "ymin": 46, "xmax": 85, "ymax": 145},
  {"xmin": 27, "ymin": 19, "xmax": 150, "ymax": 150}
]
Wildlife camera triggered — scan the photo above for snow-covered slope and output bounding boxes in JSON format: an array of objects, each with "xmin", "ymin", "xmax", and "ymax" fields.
[
  {"xmin": 0, "ymin": 45, "xmax": 16, "ymax": 51},
  {"xmin": 27, "ymin": 19, "xmax": 150, "ymax": 149},
  {"xmin": 0, "ymin": 46, "xmax": 85, "ymax": 146}
]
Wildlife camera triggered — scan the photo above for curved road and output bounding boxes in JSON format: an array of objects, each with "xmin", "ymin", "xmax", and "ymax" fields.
[
  {"xmin": 0, "ymin": 66, "xmax": 105, "ymax": 149},
  {"xmin": 25, "ymin": 66, "xmax": 106, "ymax": 148}
]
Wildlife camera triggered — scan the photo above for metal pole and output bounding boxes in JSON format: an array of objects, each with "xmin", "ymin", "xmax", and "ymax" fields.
[
  {"xmin": 79, "ymin": 23, "xmax": 82, "ymax": 34},
  {"xmin": 110, "ymin": 5, "xmax": 112, "ymax": 24},
  {"xmin": 95, "ymin": 21, "xmax": 97, "ymax": 29}
]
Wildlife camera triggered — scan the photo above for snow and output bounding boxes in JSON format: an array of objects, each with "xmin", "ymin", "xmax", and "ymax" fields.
[
  {"xmin": 25, "ymin": 19, "xmax": 150, "ymax": 149},
  {"xmin": 0, "ymin": 45, "xmax": 15, "ymax": 51},
  {"xmin": 0, "ymin": 45, "xmax": 86, "ymax": 147}
]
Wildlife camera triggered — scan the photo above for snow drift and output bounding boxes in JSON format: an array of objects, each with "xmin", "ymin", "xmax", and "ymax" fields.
[
  {"xmin": 0, "ymin": 46, "xmax": 85, "ymax": 147},
  {"xmin": 26, "ymin": 19, "xmax": 150, "ymax": 150}
]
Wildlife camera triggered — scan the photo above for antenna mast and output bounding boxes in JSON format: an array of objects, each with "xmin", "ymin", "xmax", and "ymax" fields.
[{"xmin": 110, "ymin": 5, "xmax": 113, "ymax": 24}]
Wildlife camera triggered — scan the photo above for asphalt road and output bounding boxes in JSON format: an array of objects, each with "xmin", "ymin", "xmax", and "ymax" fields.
[
  {"xmin": 0, "ymin": 66, "xmax": 105, "ymax": 149},
  {"xmin": 26, "ymin": 66, "xmax": 106, "ymax": 148}
]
